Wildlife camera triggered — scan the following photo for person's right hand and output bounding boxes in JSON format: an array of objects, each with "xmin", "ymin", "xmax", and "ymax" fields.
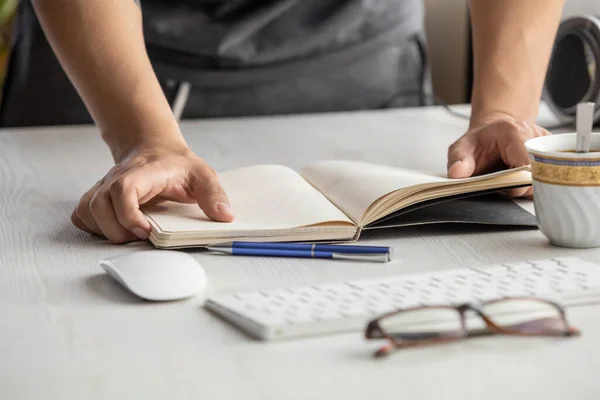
[{"xmin": 71, "ymin": 138, "xmax": 235, "ymax": 244}]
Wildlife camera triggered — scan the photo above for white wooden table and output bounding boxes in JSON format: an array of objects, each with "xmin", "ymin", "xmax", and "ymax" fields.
[{"xmin": 1, "ymin": 104, "xmax": 599, "ymax": 400}]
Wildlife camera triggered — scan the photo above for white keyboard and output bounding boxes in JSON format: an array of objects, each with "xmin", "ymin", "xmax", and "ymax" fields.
[{"xmin": 204, "ymin": 257, "xmax": 600, "ymax": 340}]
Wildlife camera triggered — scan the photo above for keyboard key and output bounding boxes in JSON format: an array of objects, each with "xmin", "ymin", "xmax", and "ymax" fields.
[{"xmin": 504, "ymin": 261, "xmax": 536, "ymax": 269}]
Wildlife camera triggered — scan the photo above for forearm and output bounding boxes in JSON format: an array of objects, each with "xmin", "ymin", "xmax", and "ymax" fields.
[
  {"xmin": 31, "ymin": 0, "xmax": 184, "ymax": 160},
  {"xmin": 469, "ymin": 0, "xmax": 565, "ymax": 125}
]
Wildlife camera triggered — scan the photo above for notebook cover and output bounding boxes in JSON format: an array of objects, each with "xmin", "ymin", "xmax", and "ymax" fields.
[{"xmin": 364, "ymin": 191, "xmax": 537, "ymax": 229}]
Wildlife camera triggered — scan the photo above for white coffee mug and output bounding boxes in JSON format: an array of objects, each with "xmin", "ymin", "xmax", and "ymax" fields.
[{"xmin": 525, "ymin": 132, "xmax": 600, "ymax": 248}]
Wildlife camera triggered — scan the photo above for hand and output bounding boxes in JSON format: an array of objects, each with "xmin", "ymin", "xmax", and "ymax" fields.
[
  {"xmin": 71, "ymin": 139, "xmax": 235, "ymax": 244},
  {"xmin": 446, "ymin": 114, "xmax": 551, "ymax": 197}
]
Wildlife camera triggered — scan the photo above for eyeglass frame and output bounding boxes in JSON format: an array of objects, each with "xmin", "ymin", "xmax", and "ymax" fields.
[{"xmin": 364, "ymin": 296, "xmax": 580, "ymax": 358}]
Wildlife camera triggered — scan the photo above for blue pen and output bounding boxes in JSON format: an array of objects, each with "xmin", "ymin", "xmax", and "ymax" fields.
[
  {"xmin": 211, "ymin": 241, "xmax": 391, "ymax": 255},
  {"xmin": 206, "ymin": 242, "xmax": 391, "ymax": 262}
]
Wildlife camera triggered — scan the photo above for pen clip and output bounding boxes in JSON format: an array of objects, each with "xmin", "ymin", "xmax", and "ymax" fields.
[{"xmin": 331, "ymin": 252, "xmax": 391, "ymax": 263}]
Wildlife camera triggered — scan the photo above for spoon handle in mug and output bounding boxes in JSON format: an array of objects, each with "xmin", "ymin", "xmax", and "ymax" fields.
[{"xmin": 576, "ymin": 102, "xmax": 595, "ymax": 153}]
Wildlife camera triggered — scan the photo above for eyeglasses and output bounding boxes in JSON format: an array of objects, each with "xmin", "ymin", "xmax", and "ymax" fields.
[{"xmin": 364, "ymin": 297, "xmax": 580, "ymax": 358}]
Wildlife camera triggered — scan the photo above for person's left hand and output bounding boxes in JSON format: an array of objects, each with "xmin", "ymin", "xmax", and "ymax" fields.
[{"xmin": 446, "ymin": 114, "xmax": 551, "ymax": 197}]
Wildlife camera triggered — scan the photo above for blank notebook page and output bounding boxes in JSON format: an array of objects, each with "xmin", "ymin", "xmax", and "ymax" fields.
[
  {"xmin": 301, "ymin": 160, "xmax": 448, "ymax": 224},
  {"xmin": 143, "ymin": 164, "xmax": 353, "ymax": 234}
]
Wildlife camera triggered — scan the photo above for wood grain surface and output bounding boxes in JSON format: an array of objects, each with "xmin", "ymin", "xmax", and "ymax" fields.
[{"xmin": 1, "ymin": 105, "xmax": 599, "ymax": 400}]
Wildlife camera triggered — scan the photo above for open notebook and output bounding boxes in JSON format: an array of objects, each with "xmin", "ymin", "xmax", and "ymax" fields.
[{"xmin": 142, "ymin": 160, "xmax": 537, "ymax": 248}]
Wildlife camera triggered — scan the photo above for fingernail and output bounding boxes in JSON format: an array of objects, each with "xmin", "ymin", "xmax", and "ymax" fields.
[
  {"xmin": 132, "ymin": 227, "xmax": 148, "ymax": 240},
  {"xmin": 449, "ymin": 160, "xmax": 462, "ymax": 173},
  {"xmin": 216, "ymin": 202, "xmax": 234, "ymax": 217}
]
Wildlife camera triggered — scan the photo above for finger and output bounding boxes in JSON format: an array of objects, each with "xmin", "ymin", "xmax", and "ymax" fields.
[
  {"xmin": 447, "ymin": 136, "xmax": 476, "ymax": 179},
  {"xmin": 74, "ymin": 181, "xmax": 104, "ymax": 236},
  {"xmin": 190, "ymin": 168, "xmax": 235, "ymax": 222},
  {"xmin": 517, "ymin": 120, "xmax": 534, "ymax": 137},
  {"xmin": 497, "ymin": 124, "xmax": 534, "ymax": 198},
  {"xmin": 535, "ymin": 124, "xmax": 552, "ymax": 138},
  {"xmin": 109, "ymin": 171, "xmax": 157, "ymax": 240},
  {"xmin": 71, "ymin": 209, "xmax": 93, "ymax": 234},
  {"xmin": 499, "ymin": 129, "xmax": 532, "ymax": 169},
  {"xmin": 519, "ymin": 120, "xmax": 550, "ymax": 139},
  {"xmin": 89, "ymin": 188, "xmax": 137, "ymax": 244}
]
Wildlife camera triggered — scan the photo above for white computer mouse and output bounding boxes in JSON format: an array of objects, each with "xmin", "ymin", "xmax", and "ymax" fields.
[{"xmin": 99, "ymin": 250, "xmax": 206, "ymax": 301}]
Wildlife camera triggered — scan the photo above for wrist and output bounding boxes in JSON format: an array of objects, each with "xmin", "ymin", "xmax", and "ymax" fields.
[
  {"xmin": 468, "ymin": 110, "xmax": 518, "ymax": 129},
  {"xmin": 469, "ymin": 102, "xmax": 539, "ymax": 130},
  {"xmin": 470, "ymin": 84, "xmax": 541, "ymax": 129},
  {"xmin": 102, "ymin": 117, "xmax": 188, "ymax": 163}
]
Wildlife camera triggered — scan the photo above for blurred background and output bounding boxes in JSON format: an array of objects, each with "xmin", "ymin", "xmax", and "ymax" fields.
[
  {"xmin": 424, "ymin": 0, "xmax": 600, "ymax": 105},
  {"xmin": 0, "ymin": 0, "xmax": 16, "ymax": 103},
  {"xmin": 0, "ymin": 0, "xmax": 597, "ymax": 108}
]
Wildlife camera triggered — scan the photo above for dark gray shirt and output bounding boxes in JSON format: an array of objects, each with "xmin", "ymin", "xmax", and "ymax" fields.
[
  {"xmin": 139, "ymin": 0, "xmax": 424, "ymax": 68},
  {"xmin": 0, "ymin": 0, "xmax": 427, "ymax": 126}
]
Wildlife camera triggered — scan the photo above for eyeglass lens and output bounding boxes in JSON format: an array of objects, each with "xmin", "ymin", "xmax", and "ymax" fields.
[
  {"xmin": 378, "ymin": 307, "xmax": 465, "ymax": 343},
  {"xmin": 477, "ymin": 298, "xmax": 567, "ymax": 334},
  {"xmin": 377, "ymin": 298, "xmax": 568, "ymax": 343}
]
